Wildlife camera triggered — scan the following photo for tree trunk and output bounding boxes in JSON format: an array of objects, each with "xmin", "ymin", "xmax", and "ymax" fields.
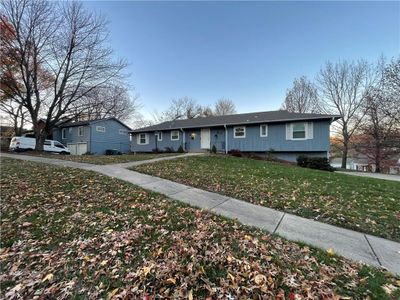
[
  {"xmin": 34, "ymin": 124, "xmax": 46, "ymax": 151},
  {"xmin": 375, "ymin": 143, "xmax": 381, "ymax": 173},
  {"xmin": 341, "ymin": 141, "xmax": 348, "ymax": 169}
]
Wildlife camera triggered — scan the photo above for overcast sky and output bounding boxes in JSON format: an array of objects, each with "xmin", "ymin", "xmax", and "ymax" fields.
[{"xmin": 84, "ymin": 1, "xmax": 400, "ymax": 119}]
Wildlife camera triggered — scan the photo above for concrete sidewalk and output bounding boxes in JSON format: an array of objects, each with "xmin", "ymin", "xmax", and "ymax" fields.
[{"xmin": 2, "ymin": 153, "xmax": 399, "ymax": 275}]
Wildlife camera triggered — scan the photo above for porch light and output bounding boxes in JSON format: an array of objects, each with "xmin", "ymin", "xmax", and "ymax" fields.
[{"xmin": 190, "ymin": 133, "xmax": 196, "ymax": 139}]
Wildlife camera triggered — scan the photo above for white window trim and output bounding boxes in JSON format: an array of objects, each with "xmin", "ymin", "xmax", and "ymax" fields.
[
  {"xmin": 234, "ymin": 126, "xmax": 246, "ymax": 138},
  {"xmin": 78, "ymin": 126, "xmax": 84, "ymax": 136},
  {"xmin": 291, "ymin": 122, "xmax": 307, "ymax": 140},
  {"xmin": 171, "ymin": 130, "xmax": 180, "ymax": 141},
  {"xmin": 96, "ymin": 126, "xmax": 106, "ymax": 133},
  {"xmin": 61, "ymin": 128, "xmax": 66, "ymax": 139},
  {"xmin": 156, "ymin": 132, "xmax": 163, "ymax": 141},
  {"xmin": 137, "ymin": 133, "xmax": 149, "ymax": 145},
  {"xmin": 260, "ymin": 124, "xmax": 268, "ymax": 137}
]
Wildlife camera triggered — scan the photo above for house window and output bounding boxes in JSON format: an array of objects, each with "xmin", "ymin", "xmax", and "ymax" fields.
[
  {"xmin": 96, "ymin": 126, "xmax": 106, "ymax": 133},
  {"xmin": 292, "ymin": 123, "xmax": 306, "ymax": 139},
  {"xmin": 137, "ymin": 133, "xmax": 148, "ymax": 145},
  {"xmin": 171, "ymin": 130, "xmax": 179, "ymax": 141},
  {"xmin": 156, "ymin": 132, "xmax": 163, "ymax": 141},
  {"xmin": 78, "ymin": 126, "xmax": 84, "ymax": 136},
  {"xmin": 234, "ymin": 126, "xmax": 246, "ymax": 138},
  {"xmin": 61, "ymin": 128, "xmax": 66, "ymax": 139},
  {"xmin": 119, "ymin": 129, "xmax": 127, "ymax": 135},
  {"xmin": 260, "ymin": 124, "xmax": 268, "ymax": 137}
]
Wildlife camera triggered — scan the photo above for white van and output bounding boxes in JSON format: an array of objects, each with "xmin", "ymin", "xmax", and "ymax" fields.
[{"xmin": 9, "ymin": 137, "xmax": 70, "ymax": 154}]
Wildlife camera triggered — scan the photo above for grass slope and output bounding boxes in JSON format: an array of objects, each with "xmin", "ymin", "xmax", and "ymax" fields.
[
  {"xmin": 1, "ymin": 158, "xmax": 399, "ymax": 299},
  {"xmin": 133, "ymin": 155, "xmax": 400, "ymax": 241}
]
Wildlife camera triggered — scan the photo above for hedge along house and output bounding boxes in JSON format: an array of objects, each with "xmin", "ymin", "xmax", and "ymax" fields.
[
  {"xmin": 53, "ymin": 117, "xmax": 132, "ymax": 155},
  {"xmin": 131, "ymin": 110, "xmax": 340, "ymax": 162}
]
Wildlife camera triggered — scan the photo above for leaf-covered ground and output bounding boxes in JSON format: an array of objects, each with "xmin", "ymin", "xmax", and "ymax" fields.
[
  {"xmin": 1, "ymin": 158, "xmax": 399, "ymax": 299},
  {"xmin": 20, "ymin": 152, "xmax": 181, "ymax": 164},
  {"xmin": 133, "ymin": 155, "xmax": 400, "ymax": 242}
]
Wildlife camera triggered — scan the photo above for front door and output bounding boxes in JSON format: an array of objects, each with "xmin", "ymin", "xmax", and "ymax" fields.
[{"xmin": 201, "ymin": 128, "xmax": 210, "ymax": 149}]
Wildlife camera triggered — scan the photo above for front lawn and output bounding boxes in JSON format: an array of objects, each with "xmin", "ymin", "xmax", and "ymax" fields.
[
  {"xmin": 1, "ymin": 158, "xmax": 399, "ymax": 299},
  {"xmin": 133, "ymin": 155, "xmax": 400, "ymax": 242},
  {"xmin": 21, "ymin": 152, "xmax": 181, "ymax": 164}
]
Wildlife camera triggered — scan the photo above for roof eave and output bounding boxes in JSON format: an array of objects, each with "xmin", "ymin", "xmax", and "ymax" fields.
[{"xmin": 130, "ymin": 115, "xmax": 341, "ymax": 133}]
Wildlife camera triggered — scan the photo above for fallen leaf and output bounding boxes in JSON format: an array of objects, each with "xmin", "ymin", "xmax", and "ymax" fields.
[
  {"xmin": 327, "ymin": 248, "xmax": 335, "ymax": 256},
  {"xmin": 42, "ymin": 273, "xmax": 54, "ymax": 282},
  {"xmin": 254, "ymin": 274, "xmax": 267, "ymax": 285}
]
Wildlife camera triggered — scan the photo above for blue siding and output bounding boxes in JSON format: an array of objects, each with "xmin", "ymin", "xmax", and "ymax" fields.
[
  {"xmin": 89, "ymin": 120, "xmax": 130, "ymax": 154},
  {"xmin": 131, "ymin": 120, "xmax": 331, "ymax": 160},
  {"xmin": 53, "ymin": 125, "xmax": 91, "ymax": 149},
  {"xmin": 131, "ymin": 130, "xmax": 184, "ymax": 152},
  {"xmin": 210, "ymin": 127, "xmax": 226, "ymax": 151},
  {"xmin": 227, "ymin": 120, "xmax": 330, "ymax": 152},
  {"xmin": 53, "ymin": 119, "xmax": 130, "ymax": 155},
  {"xmin": 185, "ymin": 129, "xmax": 201, "ymax": 152}
]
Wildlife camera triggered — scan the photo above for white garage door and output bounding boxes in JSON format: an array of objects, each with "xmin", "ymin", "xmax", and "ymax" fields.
[{"xmin": 67, "ymin": 143, "xmax": 87, "ymax": 155}]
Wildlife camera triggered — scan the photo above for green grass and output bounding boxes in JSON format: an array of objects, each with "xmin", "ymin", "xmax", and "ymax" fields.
[
  {"xmin": 1, "ymin": 158, "xmax": 399, "ymax": 299},
  {"xmin": 21, "ymin": 152, "xmax": 181, "ymax": 164},
  {"xmin": 133, "ymin": 155, "xmax": 400, "ymax": 241}
]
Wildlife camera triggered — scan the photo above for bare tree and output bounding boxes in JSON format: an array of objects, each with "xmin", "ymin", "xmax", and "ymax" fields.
[
  {"xmin": 0, "ymin": 0, "xmax": 127, "ymax": 150},
  {"xmin": 214, "ymin": 98, "xmax": 236, "ymax": 116},
  {"xmin": 158, "ymin": 97, "xmax": 203, "ymax": 121},
  {"xmin": 355, "ymin": 57, "xmax": 400, "ymax": 172},
  {"xmin": 317, "ymin": 60, "xmax": 373, "ymax": 169},
  {"xmin": 282, "ymin": 76, "xmax": 321, "ymax": 113},
  {"xmin": 0, "ymin": 100, "xmax": 28, "ymax": 135},
  {"xmin": 73, "ymin": 83, "xmax": 138, "ymax": 122},
  {"xmin": 201, "ymin": 105, "xmax": 214, "ymax": 117}
]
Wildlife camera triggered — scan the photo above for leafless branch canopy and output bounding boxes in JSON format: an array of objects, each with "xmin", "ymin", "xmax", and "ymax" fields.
[
  {"xmin": 0, "ymin": 0, "xmax": 129, "ymax": 149},
  {"xmin": 282, "ymin": 76, "xmax": 321, "ymax": 113}
]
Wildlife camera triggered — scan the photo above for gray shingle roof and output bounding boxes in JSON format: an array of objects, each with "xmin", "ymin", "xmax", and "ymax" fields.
[
  {"xmin": 57, "ymin": 117, "xmax": 132, "ymax": 130},
  {"xmin": 132, "ymin": 110, "xmax": 340, "ymax": 133}
]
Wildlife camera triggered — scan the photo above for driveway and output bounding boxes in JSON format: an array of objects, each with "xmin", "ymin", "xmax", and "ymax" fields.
[{"xmin": 336, "ymin": 171, "xmax": 400, "ymax": 182}]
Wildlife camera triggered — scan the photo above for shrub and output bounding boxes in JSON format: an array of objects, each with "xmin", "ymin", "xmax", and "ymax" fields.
[
  {"xmin": 266, "ymin": 148, "xmax": 276, "ymax": 160},
  {"xmin": 297, "ymin": 155, "xmax": 334, "ymax": 171},
  {"xmin": 228, "ymin": 149, "xmax": 242, "ymax": 157},
  {"xmin": 177, "ymin": 145, "xmax": 185, "ymax": 153},
  {"xmin": 164, "ymin": 147, "xmax": 174, "ymax": 153},
  {"xmin": 211, "ymin": 145, "xmax": 217, "ymax": 154}
]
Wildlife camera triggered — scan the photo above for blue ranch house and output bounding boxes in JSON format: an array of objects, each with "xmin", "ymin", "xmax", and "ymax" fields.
[
  {"xmin": 131, "ymin": 110, "xmax": 340, "ymax": 162},
  {"xmin": 53, "ymin": 117, "xmax": 132, "ymax": 155}
]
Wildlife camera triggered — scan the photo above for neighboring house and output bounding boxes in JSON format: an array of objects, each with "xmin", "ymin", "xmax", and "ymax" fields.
[
  {"xmin": 331, "ymin": 156, "xmax": 400, "ymax": 174},
  {"xmin": 131, "ymin": 110, "xmax": 340, "ymax": 162},
  {"xmin": 53, "ymin": 117, "xmax": 132, "ymax": 155},
  {"xmin": 330, "ymin": 157, "xmax": 371, "ymax": 171}
]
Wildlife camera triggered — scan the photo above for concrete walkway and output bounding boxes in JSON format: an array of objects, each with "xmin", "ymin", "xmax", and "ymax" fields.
[
  {"xmin": 2, "ymin": 153, "xmax": 399, "ymax": 275},
  {"xmin": 336, "ymin": 170, "xmax": 400, "ymax": 182}
]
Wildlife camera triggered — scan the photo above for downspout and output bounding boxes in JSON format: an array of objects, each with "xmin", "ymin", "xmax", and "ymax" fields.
[
  {"xmin": 89, "ymin": 125, "xmax": 92, "ymax": 154},
  {"xmin": 224, "ymin": 125, "xmax": 228, "ymax": 154},
  {"xmin": 180, "ymin": 128, "xmax": 185, "ymax": 151}
]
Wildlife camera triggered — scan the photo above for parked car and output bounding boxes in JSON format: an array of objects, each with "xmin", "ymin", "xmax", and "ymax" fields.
[{"xmin": 9, "ymin": 137, "xmax": 70, "ymax": 154}]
